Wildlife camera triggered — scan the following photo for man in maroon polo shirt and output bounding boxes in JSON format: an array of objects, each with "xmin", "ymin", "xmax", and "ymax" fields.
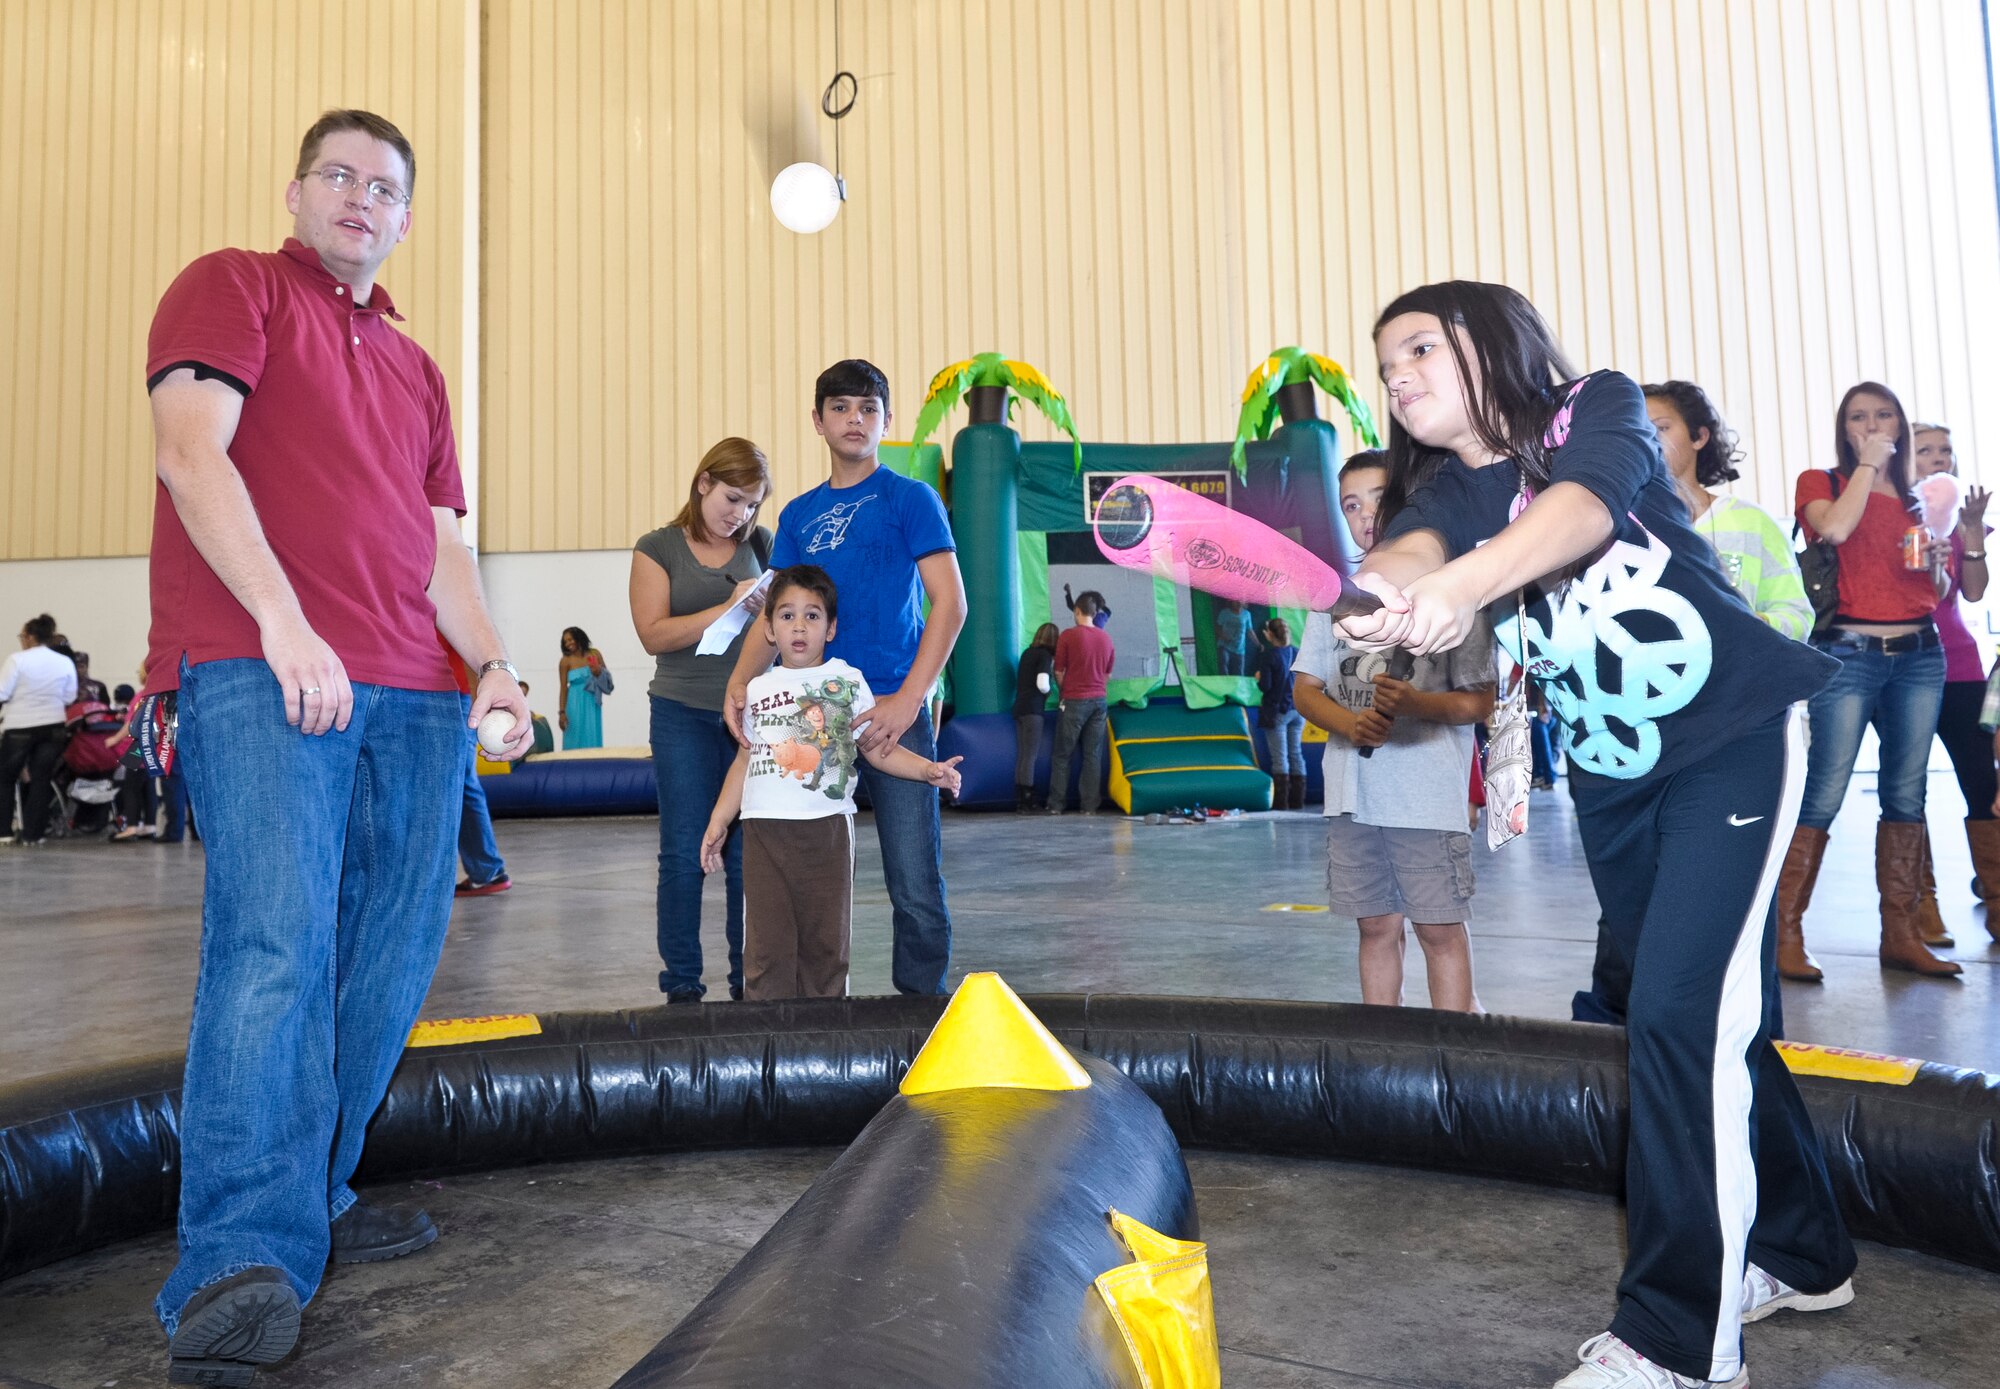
[
  {"xmin": 145, "ymin": 110, "xmax": 531, "ymax": 1385},
  {"xmin": 1047, "ymin": 590, "xmax": 1116, "ymax": 814}
]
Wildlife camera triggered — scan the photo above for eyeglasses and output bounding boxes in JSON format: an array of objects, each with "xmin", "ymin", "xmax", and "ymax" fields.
[{"xmin": 307, "ymin": 165, "xmax": 410, "ymax": 208}]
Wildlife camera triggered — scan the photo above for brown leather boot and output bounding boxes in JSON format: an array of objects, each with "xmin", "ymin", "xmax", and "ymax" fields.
[
  {"xmin": 1966, "ymin": 818, "xmax": 2000, "ymax": 942},
  {"xmin": 1917, "ymin": 823, "xmax": 1954, "ymax": 948},
  {"xmin": 1775, "ymin": 826, "xmax": 1828, "ymax": 982},
  {"xmin": 1878, "ymin": 821, "xmax": 1963, "ymax": 976}
]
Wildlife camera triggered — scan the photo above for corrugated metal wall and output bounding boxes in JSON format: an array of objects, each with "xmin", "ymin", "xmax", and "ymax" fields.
[
  {"xmin": 3, "ymin": 0, "xmax": 1996, "ymax": 559},
  {"xmin": 0, "ymin": 0, "xmax": 470, "ymax": 560}
]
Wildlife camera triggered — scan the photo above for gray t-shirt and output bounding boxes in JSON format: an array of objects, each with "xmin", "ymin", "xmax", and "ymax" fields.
[
  {"xmin": 632, "ymin": 524, "xmax": 771, "ymax": 711},
  {"xmin": 1294, "ymin": 611, "xmax": 1497, "ymax": 833}
]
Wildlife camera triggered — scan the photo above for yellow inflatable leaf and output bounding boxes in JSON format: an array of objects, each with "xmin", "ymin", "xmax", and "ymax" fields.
[
  {"xmin": 1095, "ymin": 1209, "xmax": 1221, "ymax": 1389},
  {"xmin": 898, "ymin": 971, "xmax": 1091, "ymax": 1094}
]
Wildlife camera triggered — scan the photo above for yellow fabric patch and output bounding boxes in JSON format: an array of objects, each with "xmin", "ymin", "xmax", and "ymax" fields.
[
  {"xmin": 1262, "ymin": 902, "xmax": 1330, "ymax": 913},
  {"xmin": 474, "ymin": 752, "xmax": 513, "ymax": 774},
  {"xmin": 1774, "ymin": 1041, "xmax": 1922, "ymax": 1086},
  {"xmin": 1095, "ymin": 1209, "xmax": 1221, "ymax": 1389},
  {"xmin": 899, "ymin": 972, "xmax": 1091, "ymax": 1094},
  {"xmin": 406, "ymin": 1014, "xmax": 544, "ymax": 1048}
]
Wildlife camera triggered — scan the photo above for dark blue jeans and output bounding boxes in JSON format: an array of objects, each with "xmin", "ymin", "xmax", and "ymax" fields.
[
  {"xmin": 857, "ymin": 704, "xmax": 953, "ymax": 994},
  {"xmin": 1799, "ymin": 634, "xmax": 1946, "ymax": 830},
  {"xmin": 156, "ymin": 659, "xmax": 462, "ymax": 1331},
  {"xmin": 159, "ymin": 767, "xmax": 190, "ymax": 841},
  {"xmin": 650, "ymin": 695, "xmax": 743, "ymax": 997},
  {"xmin": 457, "ymin": 695, "xmax": 506, "ymax": 883}
]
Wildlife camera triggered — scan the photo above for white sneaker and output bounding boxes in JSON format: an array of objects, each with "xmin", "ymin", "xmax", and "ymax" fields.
[
  {"xmin": 1740, "ymin": 1264, "xmax": 1854, "ymax": 1323},
  {"xmin": 1554, "ymin": 1334, "xmax": 1747, "ymax": 1388}
]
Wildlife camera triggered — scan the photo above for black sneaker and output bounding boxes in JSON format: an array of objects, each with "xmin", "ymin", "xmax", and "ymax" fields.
[
  {"xmin": 167, "ymin": 1266, "xmax": 300, "ymax": 1386},
  {"xmin": 729, "ymin": 984, "xmax": 745, "ymax": 1002},
  {"xmin": 666, "ymin": 987, "xmax": 705, "ymax": 1005},
  {"xmin": 329, "ymin": 1200, "xmax": 439, "ymax": 1265}
]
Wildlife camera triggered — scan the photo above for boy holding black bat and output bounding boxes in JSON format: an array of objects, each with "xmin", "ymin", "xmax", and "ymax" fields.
[{"xmin": 1292, "ymin": 450, "xmax": 1496, "ymax": 1011}]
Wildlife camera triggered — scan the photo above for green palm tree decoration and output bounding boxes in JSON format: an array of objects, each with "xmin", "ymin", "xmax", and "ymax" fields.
[
  {"xmin": 1230, "ymin": 347, "xmax": 1382, "ymax": 479},
  {"xmin": 911, "ymin": 353, "xmax": 1084, "ymax": 473}
]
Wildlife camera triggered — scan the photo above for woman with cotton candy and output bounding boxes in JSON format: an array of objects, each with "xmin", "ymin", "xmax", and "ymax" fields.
[{"xmin": 1910, "ymin": 424, "xmax": 2000, "ymax": 939}]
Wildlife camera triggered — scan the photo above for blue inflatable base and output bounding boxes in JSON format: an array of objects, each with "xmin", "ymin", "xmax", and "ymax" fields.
[{"xmin": 480, "ymin": 756, "xmax": 658, "ymax": 818}]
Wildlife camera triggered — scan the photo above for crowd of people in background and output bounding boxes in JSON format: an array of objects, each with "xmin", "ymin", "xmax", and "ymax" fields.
[{"xmin": 0, "ymin": 614, "xmax": 190, "ymax": 847}]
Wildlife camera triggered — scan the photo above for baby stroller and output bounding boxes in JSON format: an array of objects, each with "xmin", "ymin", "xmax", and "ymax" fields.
[{"xmin": 48, "ymin": 698, "xmax": 126, "ymax": 838}]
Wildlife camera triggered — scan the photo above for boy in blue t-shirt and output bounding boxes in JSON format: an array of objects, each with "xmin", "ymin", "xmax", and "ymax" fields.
[{"xmin": 724, "ymin": 359, "xmax": 968, "ymax": 995}]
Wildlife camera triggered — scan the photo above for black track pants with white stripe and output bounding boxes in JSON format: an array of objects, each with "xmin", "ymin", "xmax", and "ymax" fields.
[{"xmin": 1571, "ymin": 706, "xmax": 1856, "ymax": 1382}]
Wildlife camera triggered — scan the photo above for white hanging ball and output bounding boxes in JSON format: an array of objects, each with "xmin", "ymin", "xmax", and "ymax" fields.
[{"xmin": 770, "ymin": 162, "xmax": 843, "ymax": 234}]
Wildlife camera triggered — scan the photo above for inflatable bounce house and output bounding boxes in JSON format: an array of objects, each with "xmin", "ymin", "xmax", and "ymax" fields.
[{"xmin": 924, "ymin": 349, "xmax": 1381, "ymax": 812}]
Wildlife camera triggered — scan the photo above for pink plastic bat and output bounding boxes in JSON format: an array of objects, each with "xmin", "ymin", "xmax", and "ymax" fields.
[{"xmin": 1091, "ymin": 474, "xmax": 1380, "ymax": 618}]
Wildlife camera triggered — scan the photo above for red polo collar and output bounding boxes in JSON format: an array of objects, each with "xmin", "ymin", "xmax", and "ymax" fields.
[{"xmin": 278, "ymin": 237, "xmax": 404, "ymax": 320}]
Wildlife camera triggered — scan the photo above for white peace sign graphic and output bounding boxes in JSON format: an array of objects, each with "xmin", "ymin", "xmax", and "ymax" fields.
[
  {"xmin": 1504, "ymin": 527, "xmax": 1714, "ymax": 778},
  {"xmin": 1576, "ymin": 586, "xmax": 1711, "ymax": 720}
]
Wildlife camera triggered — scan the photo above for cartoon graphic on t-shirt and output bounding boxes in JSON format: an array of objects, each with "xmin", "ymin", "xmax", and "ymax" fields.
[
  {"xmin": 801, "ymin": 496, "xmax": 877, "ymax": 556},
  {"xmin": 1499, "ymin": 520, "xmax": 1713, "ymax": 779},
  {"xmin": 765, "ymin": 675, "xmax": 863, "ymax": 801}
]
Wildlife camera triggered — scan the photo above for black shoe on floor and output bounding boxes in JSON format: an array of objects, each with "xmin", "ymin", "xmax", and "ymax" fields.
[
  {"xmin": 167, "ymin": 1266, "xmax": 300, "ymax": 1386},
  {"xmin": 666, "ymin": 987, "xmax": 705, "ymax": 1005},
  {"xmin": 729, "ymin": 984, "xmax": 744, "ymax": 1001},
  {"xmin": 329, "ymin": 1200, "xmax": 439, "ymax": 1265}
]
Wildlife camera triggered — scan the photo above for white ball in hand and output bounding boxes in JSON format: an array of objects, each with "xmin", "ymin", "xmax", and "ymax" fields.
[{"xmin": 477, "ymin": 710, "xmax": 519, "ymax": 757}]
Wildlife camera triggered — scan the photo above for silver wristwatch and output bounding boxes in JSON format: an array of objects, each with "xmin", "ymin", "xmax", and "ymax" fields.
[{"xmin": 477, "ymin": 659, "xmax": 521, "ymax": 684}]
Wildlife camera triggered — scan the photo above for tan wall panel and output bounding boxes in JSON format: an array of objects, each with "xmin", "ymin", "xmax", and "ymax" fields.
[
  {"xmin": 479, "ymin": 0, "xmax": 1250, "ymax": 553},
  {"xmin": 6, "ymin": 2, "xmax": 1997, "ymax": 561},
  {"xmin": 481, "ymin": 0, "xmax": 2000, "ymax": 554},
  {"xmin": 0, "ymin": 0, "xmax": 468, "ymax": 561}
]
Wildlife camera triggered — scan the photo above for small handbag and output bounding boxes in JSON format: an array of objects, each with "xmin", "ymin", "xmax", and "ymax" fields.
[{"xmin": 1796, "ymin": 469, "xmax": 1843, "ymax": 635}]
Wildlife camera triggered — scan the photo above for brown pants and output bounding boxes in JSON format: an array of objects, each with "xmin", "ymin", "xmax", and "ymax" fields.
[{"xmin": 742, "ymin": 814, "xmax": 855, "ymax": 1000}]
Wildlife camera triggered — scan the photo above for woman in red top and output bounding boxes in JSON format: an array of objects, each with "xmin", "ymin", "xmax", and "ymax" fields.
[{"xmin": 1779, "ymin": 383, "xmax": 1957, "ymax": 979}]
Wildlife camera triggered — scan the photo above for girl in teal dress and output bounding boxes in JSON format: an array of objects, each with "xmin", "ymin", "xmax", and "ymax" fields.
[{"xmin": 558, "ymin": 626, "xmax": 605, "ymax": 749}]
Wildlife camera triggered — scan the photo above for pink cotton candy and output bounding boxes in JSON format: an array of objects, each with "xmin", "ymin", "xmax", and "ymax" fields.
[{"xmin": 1915, "ymin": 472, "xmax": 1962, "ymax": 540}]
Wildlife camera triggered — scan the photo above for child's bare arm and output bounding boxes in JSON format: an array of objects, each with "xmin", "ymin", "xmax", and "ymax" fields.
[
  {"xmin": 700, "ymin": 750, "xmax": 751, "ymax": 873},
  {"xmin": 862, "ymin": 740, "xmax": 963, "ymax": 794},
  {"xmin": 1371, "ymin": 678, "xmax": 1497, "ymax": 727}
]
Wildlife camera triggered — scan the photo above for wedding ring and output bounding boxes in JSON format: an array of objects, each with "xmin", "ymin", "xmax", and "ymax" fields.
[{"xmin": 304, "ymin": 687, "xmax": 322, "ymax": 696}]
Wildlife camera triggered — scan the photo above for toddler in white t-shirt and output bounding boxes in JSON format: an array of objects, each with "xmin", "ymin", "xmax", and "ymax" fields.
[{"xmin": 702, "ymin": 566, "xmax": 962, "ymax": 999}]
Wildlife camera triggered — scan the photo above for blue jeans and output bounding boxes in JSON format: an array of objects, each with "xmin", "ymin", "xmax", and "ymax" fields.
[
  {"xmin": 857, "ymin": 704, "xmax": 953, "ymax": 994},
  {"xmin": 457, "ymin": 695, "xmax": 506, "ymax": 883},
  {"xmin": 1263, "ymin": 710, "xmax": 1306, "ymax": 774},
  {"xmin": 155, "ymin": 659, "xmax": 463, "ymax": 1331},
  {"xmin": 650, "ymin": 695, "xmax": 743, "ymax": 996},
  {"xmin": 160, "ymin": 767, "xmax": 190, "ymax": 841},
  {"xmin": 1218, "ymin": 646, "xmax": 1248, "ymax": 676},
  {"xmin": 1798, "ymin": 635, "xmax": 1946, "ymax": 830}
]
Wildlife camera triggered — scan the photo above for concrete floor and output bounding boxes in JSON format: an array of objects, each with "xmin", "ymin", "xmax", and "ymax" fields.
[{"xmin": 2, "ymin": 772, "xmax": 1997, "ymax": 1386}]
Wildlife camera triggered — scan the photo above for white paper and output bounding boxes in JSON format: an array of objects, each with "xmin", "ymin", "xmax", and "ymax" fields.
[{"xmin": 695, "ymin": 570, "xmax": 776, "ymax": 655}]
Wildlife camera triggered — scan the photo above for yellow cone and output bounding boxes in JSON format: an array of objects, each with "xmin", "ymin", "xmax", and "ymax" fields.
[{"xmin": 899, "ymin": 972, "xmax": 1091, "ymax": 1095}]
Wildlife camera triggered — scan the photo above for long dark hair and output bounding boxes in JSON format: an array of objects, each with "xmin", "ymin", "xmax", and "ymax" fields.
[
  {"xmin": 1833, "ymin": 382, "xmax": 1915, "ymax": 499},
  {"xmin": 1640, "ymin": 380, "xmax": 1742, "ymax": 487},
  {"xmin": 1030, "ymin": 622, "xmax": 1060, "ymax": 652},
  {"xmin": 1372, "ymin": 281, "xmax": 1578, "ymax": 534}
]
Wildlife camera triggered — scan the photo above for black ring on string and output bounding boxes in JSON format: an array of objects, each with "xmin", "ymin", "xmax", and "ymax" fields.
[{"xmin": 822, "ymin": 71, "xmax": 857, "ymax": 121}]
